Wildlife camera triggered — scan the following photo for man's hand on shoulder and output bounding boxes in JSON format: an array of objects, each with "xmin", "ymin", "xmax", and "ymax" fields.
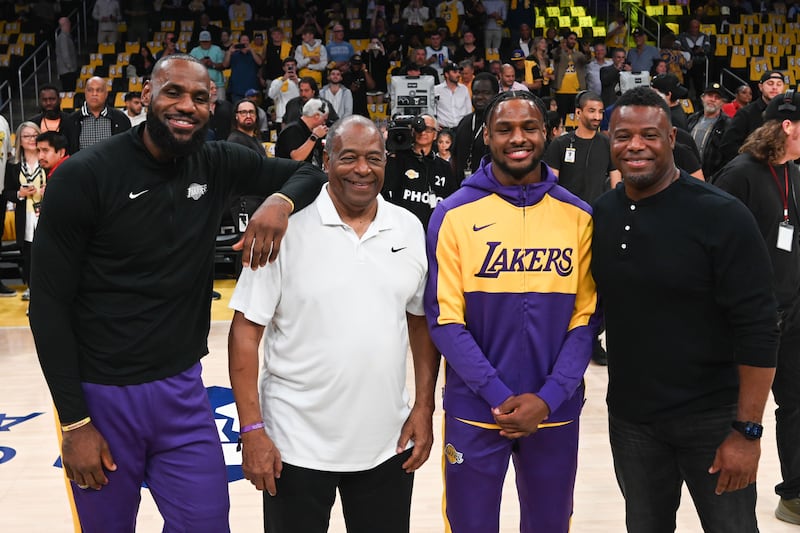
[
  {"xmin": 61, "ymin": 423, "xmax": 117, "ymax": 490},
  {"xmin": 492, "ymin": 393, "xmax": 550, "ymax": 439},
  {"xmin": 234, "ymin": 193, "xmax": 293, "ymax": 268}
]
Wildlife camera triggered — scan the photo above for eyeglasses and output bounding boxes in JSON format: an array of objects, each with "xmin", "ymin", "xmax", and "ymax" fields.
[{"xmin": 236, "ymin": 110, "xmax": 257, "ymax": 116}]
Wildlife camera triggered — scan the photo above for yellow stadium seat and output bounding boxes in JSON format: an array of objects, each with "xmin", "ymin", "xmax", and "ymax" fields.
[
  {"xmin": 667, "ymin": 5, "xmax": 685, "ymax": 15},
  {"xmin": 181, "ymin": 20, "xmax": 194, "ymax": 32},
  {"xmin": 80, "ymin": 65, "xmax": 95, "ymax": 78},
  {"xmin": 125, "ymin": 42, "xmax": 140, "ymax": 54},
  {"xmin": 679, "ymin": 99, "xmax": 694, "ymax": 115},
  {"xmin": 98, "ymin": 43, "xmax": 116, "ymax": 54},
  {"xmin": 5, "ymin": 21, "xmax": 20, "ymax": 34},
  {"xmin": 346, "ymin": 7, "xmax": 359, "ymax": 19},
  {"xmin": 161, "ymin": 20, "xmax": 176, "ymax": 32},
  {"xmin": 17, "ymin": 33, "xmax": 35, "ymax": 45},
  {"xmin": 89, "ymin": 53, "xmax": 103, "ymax": 66},
  {"xmin": 114, "ymin": 92, "xmax": 126, "ymax": 107},
  {"xmin": 129, "ymin": 77, "xmax": 144, "ymax": 92},
  {"xmin": 0, "ymin": 54, "xmax": 9, "ymax": 67},
  {"xmin": 351, "ymin": 39, "xmax": 369, "ymax": 52},
  {"xmin": 108, "ymin": 64, "xmax": 125, "ymax": 78},
  {"xmin": 8, "ymin": 43, "xmax": 25, "ymax": 56}
]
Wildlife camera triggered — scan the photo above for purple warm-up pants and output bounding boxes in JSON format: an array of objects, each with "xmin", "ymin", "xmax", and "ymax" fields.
[
  {"xmin": 442, "ymin": 408, "xmax": 580, "ymax": 533},
  {"xmin": 69, "ymin": 362, "xmax": 230, "ymax": 533}
]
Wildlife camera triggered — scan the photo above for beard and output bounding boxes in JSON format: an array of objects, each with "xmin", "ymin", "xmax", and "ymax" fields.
[
  {"xmin": 43, "ymin": 108, "xmax": 60, "ymax": 119},
  {"xmin": 146, "ymin": 108, "xmax": 209, "ymax": 157},
  {"xmin": 492, "ymin": 154, "xmax": 542, "ymax": 181}
]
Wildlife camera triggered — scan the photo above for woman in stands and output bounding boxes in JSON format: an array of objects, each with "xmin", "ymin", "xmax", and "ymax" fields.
[
  {"xmin": 127, "ymin": 44, "xmax": 155, "ymax": 78},
  {"xmin": 3, "ymin": 122, "xmax": 45, "ymax": 302}
]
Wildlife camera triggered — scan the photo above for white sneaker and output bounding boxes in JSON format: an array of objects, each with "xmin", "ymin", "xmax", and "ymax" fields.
[{"xmin": 21, "ymin": 288, "xmax": 30, "ymax": 301}]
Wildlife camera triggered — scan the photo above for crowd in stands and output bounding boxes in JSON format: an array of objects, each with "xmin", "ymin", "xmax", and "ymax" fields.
[{"xmin": 2, "ymin": 0, "xmax": 800, "ymax": 298}]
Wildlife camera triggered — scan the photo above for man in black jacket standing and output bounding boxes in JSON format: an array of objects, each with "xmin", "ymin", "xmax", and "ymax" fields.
[
  {"xmin": 61, "ymin": 76, "xmax": 131, "ymax": 154},
  {"xmin": 29, "ymin": 54, "xmax": 326, "ymax": 533},
  {"xmin": 715, "ymin": 90, "xmax": 800, "ymax": 525},
  {"xmin": 687, "ymin": 82, "xmax": 729, "ymax": 181}
]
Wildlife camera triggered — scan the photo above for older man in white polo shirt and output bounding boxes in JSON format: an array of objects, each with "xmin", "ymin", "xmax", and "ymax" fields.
[{"xmin": 228, "ymin": 115, "xmax": 439, "ymax": 533}]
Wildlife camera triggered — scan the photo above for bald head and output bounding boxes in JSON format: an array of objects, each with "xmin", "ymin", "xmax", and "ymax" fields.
[
  {"xmin": 85, "ymin": 76, "xmax": 108, "ymax": 113},
  {"xmin": 327, "ymin": 115, "xmax": 383, "ymax": 157}
]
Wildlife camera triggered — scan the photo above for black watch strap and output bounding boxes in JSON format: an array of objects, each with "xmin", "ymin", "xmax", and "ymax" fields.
[
  {"xmin": 309, "ymin": 134, "xmax": 319, "ymax": 142},
  {"xmin": 731, "ymin": 420, "xmax": 763, "ymax": 440}
]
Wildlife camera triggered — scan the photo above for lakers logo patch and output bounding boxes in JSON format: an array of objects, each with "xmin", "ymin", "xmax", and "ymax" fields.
[
  {"xmin": 444, "ymin": 443, "xmax": 464, "ymax": 465},
  {"xmin": 186, "ymin": 182, "xmax": 208, "ymax": 200},
  {"xmin": 405, "ymin": 169, "xmax": 420, "ymax": 180}
]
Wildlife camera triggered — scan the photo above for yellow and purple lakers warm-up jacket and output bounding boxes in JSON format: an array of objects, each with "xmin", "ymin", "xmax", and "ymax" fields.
[{"xmin": 424, "ymin": 157, "xmax": 599, "ymax": 425}]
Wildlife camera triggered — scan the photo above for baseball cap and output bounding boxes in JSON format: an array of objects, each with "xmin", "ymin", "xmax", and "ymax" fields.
[
  {"xmin": 632, "ymin": 28, "xmax": 645, "ymax": 37},
  {"xmin": 761, "ymin": 70, "xmax": 785, "ymax": 83},
  {"xmin": 350, "ymin": 53, "xmax": 363, "ymax": 65},
  {"xmin": 651, "ymin": 74, "xmax": 688, "ymax": 99},
  {"xmin": 443, "ymin": 62, "xmax": 460, "ymax": 72},
  {"xmin": 199, "ymin": 31, "xmax": 212, "ymax": 42},
  {"xmin": 245, "ymin": 88, "xmax": 259, "ymax": 97},
  {"xmin": 510, "ymin": 49, "xmax": 526, "ymax": 60},
  {"xmin": 763, "ymin": 90, "xmax": 800, "ymax": 122},
  {"xmin": 702, "ymin": 82, "xmax": 724, "ymax": 96}
]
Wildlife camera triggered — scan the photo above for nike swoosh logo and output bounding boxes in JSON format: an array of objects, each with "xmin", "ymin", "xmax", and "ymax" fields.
[
  {"xmin": 473, "ymin": 223, "xmax": 496, "ymax": 232},
  {"xmin": 391, "ymin": 247, "xmax": 407, "ymax": 253},
  {"xmin": 129, "ymin": 190, "xmax": 149, "ymax": 199}
]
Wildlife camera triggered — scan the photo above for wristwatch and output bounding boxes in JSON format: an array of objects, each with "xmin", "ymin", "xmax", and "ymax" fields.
[
  {"xmin": 309, "ymin": 134, "xmax": 319, "ymax": 142},
  {"xmin": 731, "ymin": 420, "xmax": 763, "ymax": 440}
]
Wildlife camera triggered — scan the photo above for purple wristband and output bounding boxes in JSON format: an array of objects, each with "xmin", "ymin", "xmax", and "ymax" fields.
[{"xmin": 240, "ymin": 421, "xmax": 265, "ymax": 434}]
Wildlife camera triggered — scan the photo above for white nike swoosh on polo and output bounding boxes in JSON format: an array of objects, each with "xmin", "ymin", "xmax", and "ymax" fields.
[{"xmin": 129, "ymin": 190, "xmax": 149, "ymax": 199}]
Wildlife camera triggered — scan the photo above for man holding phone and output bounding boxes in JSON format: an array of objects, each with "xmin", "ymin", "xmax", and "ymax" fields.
[
  {"xmin": 269, "ymin": 57, "xmax": 300, "ymax": 130},
  {"xmin": 224, "ymin": 33, "xmax": 263, "ymax": 103},
  {"xmin": 190, "ymin": 31, "xmax": 226, "ymax": 100}
]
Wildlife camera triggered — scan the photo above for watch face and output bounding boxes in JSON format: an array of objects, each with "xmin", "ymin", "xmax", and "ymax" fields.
[{"xmin": 744, "ymin": 422, "xmax": 763, "ymax": 438}]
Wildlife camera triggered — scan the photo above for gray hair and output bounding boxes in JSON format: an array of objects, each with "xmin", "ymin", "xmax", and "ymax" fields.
[
  {"xmin": 302, "ymin": 98, "xmax": 329, "ymax": 118},
  {"xmin": 325, "ymin": 115, "xmax": 384, "ymax": 158}
]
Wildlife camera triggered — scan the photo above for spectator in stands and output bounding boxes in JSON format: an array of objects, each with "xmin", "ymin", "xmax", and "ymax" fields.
[
  {"xmin": 228, "ymin": 0, "xmax": 253, "ymax": 22},
  {"xmin": 275, "ymin": 98, "xmax": 329, "ymax": 168},
  {"xmin": 436, "ymin": 0, "xmax": 465, "ymax": 39},
  {"xmin": 29, "ymin": 85, "xmax": 67, "ymax": 133},
  {"xmin": 127, "ymin": 44, "xmax": 155, "ymax": 78},
  {"xmin": 650, "ymin": 58, "xmax": 669, "ymax": 77},
  {"xmin": 268, "ymin": 57, "xmax": 300, "ymax": 130},
  {"xmin": 552, "ymin": 31, "xmax": 586, "ymax": 121},
  {"xmin": 326, "ymin": 24, "xmax": 355, "ymax": 72},
  {"xmin": 62, "ymin": 76, "xmax": 131, "ymax": 154},
  {"xmin": 488, "ymin": 59, "xmax": 502, "ymax": 80},
  {"xmin": 283, "ymin": 77, "xmax": 339, "ymax": 129},
  {"xmin": 452, "ymin": 72, "xmax": 499, "ymax": 181},
  {"xmin": 191, "ymin": 13, "xmax": 222, "ymax": 49},
  {"xmin": 207, "ymin": 83, "xmax": 234, "ymax": 141},
  {"xmin": 260, "ymin": 27, "xmax": 293, "ymax": 86},
  {"xmin": 320, "ymin": 67, "xmax": 353, "ymax": 119},
  {"xmin": 435, "ymin": 62, "xmax": 472, "ymax": 129},
  {"xmin": 402, "ymin": 0, "xmax": 429, "ymax": 37},
  {"xmin": 364, "ymin": 38, "xmax": 389, "ymax": 106},
  {"xmin": 513, "ymin": 23, "xmax": 535, "ymax": 58},
  {"xmin": 651, "ymin": 73, "xmax": 690, "ymax": 132},
  {"xmin": 483, "ymin": 0, "xmax": 506, "ymax": 51},
  {"xmin": 4, "ymin": 122, "xmax": 44, "ymax": 302},
  {"xmin": 687, "ymin": 83, "xmax": 729, "ymax": 180},
  {"xmin": 383, "ymin": 114, "xmax": 457, "ymax": 229},
  {"xmin": 506, "ymin": 1, "xmax": 536, "ymax": 47},
  {"xmin": 676, "ymin": 19, "xmax": 711, "ymax": 100},
  {"xmin": 722, "ymin": 84, "xmax": 752, "ymax": 118},
  {"xmin": 124, "ymin": 0, "xmax": 150, "ymax": 44},
  {"xmin": 219, "ymin": 30, "xmax": 235, "ymax": 53},
  {"xmin": 426, "ymin": 31, "xmax": 451, "ymax": 79},
  {"xmin": 585, "ymin": 42, "xmax": 612, "ymax": 96},
  {"xmin": 499, "ymin": 63, "xmax": 528, "ymax": 93},
  {"xmin": 93, "ymin": 0, "xmax": 121, "ymax": 45},
  {"xmin": 249, "ymin": 32, "xmax": 266, "ymax": 58},
  {"xmin": 123, "ymin": 92, "xmax": 146, "ymax": 127},
  {"xmin": 659, "ymin": 31, "xmax": 689, "ymax": 84},
  {"xmin": 295, "ymin": 25, "xmax": 327, "ymax": 87},
  {"xmin": 627, "ymin": 28, "xmax": 660, "ymax": 73},
  {"xmin": 606, "ymin": 11, "xmax": 627, "ymax": 51},
  {"xmin": 243, "ymin": 89, "xmax": 270, "ymax": 140},
  {"xmin": 720, "ymin": 71, "xmax": 785, "ymax": 161},
  {"xmin": 459, "ymin": 60, "xmax": 475, "ymax": 97},
  {"xmin": 56, "ymin": 17, "xmax": 79, "ymax": 93},
  {"xmin": 384, "ymin": 29, "xmax": 406, "ymax": 64},
  {"xmin": 600, "ymin": 47, "xmax": 631, "ymax": 107},
  {"xmin": 0, "ymin": 114, "xmax": 14, "ymax": 297},
  {"xmin": 343, "ymin": 54, "xmax": 374, "ymax": 118},
  {"xmin": 392, "ymin": 48, "xmax": 441, "ymax": 84},
  {"xmin": 155, "ymin": 32, "xmax": 181, "ymax": 61},
  {"xmin": 190, "ymin": 31, "xmax": 226, "ymax": 101},
  {"xmin": 228, "ymin": 98, "xmax": 267, "ymax": 156},
  {"xmin": 225, "ymin": 34, "xmax": 264, "ymax": 104},
  {"xmin": 452, "ymin": 29, "xmax": 485, "ymax": 73}
]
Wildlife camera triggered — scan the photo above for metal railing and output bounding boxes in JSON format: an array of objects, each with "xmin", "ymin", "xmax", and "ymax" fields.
[
  {"xmin": 17, "ymin": 42, "xmax": 53, "ymax": 124},
  {"xmin": 0, "ymin": 81, "xmax": 13, "ymax": 127},
  {"xmin": 626, "ymin": 2, "xmax": 663, "ymax": 50},
  {"xmin": 719, "ymin": 68, "xmax": 750, "ymax": 98}
]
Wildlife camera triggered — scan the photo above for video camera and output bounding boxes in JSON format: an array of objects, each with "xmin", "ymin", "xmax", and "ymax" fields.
[{"xmin": 386, "ymin": 115, "xmax": 427, "ymax": 153}]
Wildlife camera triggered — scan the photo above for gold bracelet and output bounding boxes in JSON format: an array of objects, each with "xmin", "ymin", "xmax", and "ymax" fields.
[
  {"xmin": 270, "ymin": 193, "xmax": 295, "ymax": 213},
  {"xmin": 61, "ymin": 416, "xmax": 91, "ymax": 432}
]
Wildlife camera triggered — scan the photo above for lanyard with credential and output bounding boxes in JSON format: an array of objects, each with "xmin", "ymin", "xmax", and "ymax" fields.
[{"xmin": 769, "ymin": 164, "xmax": 791, "ymax": 222}]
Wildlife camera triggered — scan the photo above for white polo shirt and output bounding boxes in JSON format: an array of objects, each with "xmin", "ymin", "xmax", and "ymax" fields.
[{"xmin": 229, "ymin": 185, "xmax": 427, "ymax": 471}]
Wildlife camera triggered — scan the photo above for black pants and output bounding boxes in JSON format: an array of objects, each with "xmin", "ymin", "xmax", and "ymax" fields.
[{"xmin": 263, "ymin": 449, "xmax": 414, "ymax": 533}]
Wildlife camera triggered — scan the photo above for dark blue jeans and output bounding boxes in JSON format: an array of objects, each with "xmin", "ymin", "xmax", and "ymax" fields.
[
  {"xmin": 775, "ymin": 301, "xmax": 800, "ymax": 499},
  {"xmin": 609, "ymin": 405, "xmax": 758, "ymax": 533}
]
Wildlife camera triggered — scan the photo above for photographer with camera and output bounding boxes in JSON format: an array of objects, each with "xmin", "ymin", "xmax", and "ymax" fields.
[
  {"xmin": 383, "ymin": 115, "xmax": 457, "ymax": 229},
  {"xmin": 268, "ymin": 57, "xmax": 301, "ymax": 130},
  {"xmin": 275, "ymin": 98, "xmax": 329, "ymax": 169},
  {"xmin": 344, "ymin": 53, "xmax": 375, "ymax": 118}
]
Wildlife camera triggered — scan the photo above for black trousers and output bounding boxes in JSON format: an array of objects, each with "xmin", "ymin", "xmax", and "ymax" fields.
[{"xmin": 263, "ymin": 449, "xmax": 414, "ymax": 533}]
